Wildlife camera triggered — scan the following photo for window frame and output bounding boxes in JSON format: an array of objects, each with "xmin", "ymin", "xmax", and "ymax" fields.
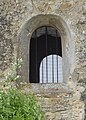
[{"xmin": 18, "ymin": 14, "xmax": 75, "ymax": 83}]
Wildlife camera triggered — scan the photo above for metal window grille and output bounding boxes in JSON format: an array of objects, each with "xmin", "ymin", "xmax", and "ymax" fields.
[
  {"xmin": 40, "ymin": 55, "xmax": 63, "ymax": 83},
  {"xmin": 29, "ymin": 26, "xmax": 62, "ymax": 83}
]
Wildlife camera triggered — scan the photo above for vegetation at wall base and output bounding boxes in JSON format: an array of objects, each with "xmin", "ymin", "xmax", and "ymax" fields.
[
  {"xmin": 0, "ymin": 59, "xmax": 44, "ymax": 120},
  {"xmin": 0, "ymin": 87, "xmax": 44, "ymax": 120}
]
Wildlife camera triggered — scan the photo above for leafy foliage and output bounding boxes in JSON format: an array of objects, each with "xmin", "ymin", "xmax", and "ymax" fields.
[
  {"xmin": 0, "ymin": 88, "xmax": 44, "ymax": 120},
  {"xmin": 0, "ymin": 58, "xmax": 44, "ymax": 120},
  {"xmin": 5, "ymin": 58, "xmax": 23, "ymax": 83}
]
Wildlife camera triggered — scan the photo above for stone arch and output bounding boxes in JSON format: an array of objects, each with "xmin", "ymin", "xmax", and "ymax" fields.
[{"xmin": 18, "ymin": 14, "xmax": 75, "ymax": 83}]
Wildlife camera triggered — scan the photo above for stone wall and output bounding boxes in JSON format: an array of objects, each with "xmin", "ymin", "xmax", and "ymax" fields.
[
  {"xmin": 0, "ymin": 0, "xmax": 86, "ymax": 119},
  {"xmin": 21, "ymin": 83, "xmax": 85, "ymax": 120}
]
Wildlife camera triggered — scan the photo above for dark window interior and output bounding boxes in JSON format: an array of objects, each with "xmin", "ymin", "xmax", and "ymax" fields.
[{"xmin": 29, "ymin": 26, "xmax": 62, "ymax": 83}]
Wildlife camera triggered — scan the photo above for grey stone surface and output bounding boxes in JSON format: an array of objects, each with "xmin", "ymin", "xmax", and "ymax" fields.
[{"xmin": 0, "ymin": 0, "xmax": 86, "ymax": 119}]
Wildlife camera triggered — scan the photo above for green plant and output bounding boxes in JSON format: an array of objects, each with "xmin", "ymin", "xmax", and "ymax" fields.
[
  {"xmin": 0, "ymin": 58, "xmax": 23, "ymax": 88},
  {"xmin": 5, "ymin": 58, "xmax": 23, "ymax": 83},
  {"xmin": 0, "ymin": 88, "xmax": 44, "ymax": 120},
  {"xmin": 0, "ymin": 58, "xmax": 44, "ymax": 120}
]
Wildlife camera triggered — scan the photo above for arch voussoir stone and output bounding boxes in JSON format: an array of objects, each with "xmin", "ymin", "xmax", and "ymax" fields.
[{"xmin": 18, "ymin": 14, "xmax": 75, "ymax": 83}]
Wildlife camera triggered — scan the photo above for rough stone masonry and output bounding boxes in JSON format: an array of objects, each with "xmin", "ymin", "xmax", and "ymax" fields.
[{"xmin": 0, "ymin": 0, "xmax": 86, "ymax": 120}]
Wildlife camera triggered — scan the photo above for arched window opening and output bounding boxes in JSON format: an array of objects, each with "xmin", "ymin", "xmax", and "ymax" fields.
[{"xmin": 29, "ymin": 26, "xmax": 62, "ymax": 83}]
